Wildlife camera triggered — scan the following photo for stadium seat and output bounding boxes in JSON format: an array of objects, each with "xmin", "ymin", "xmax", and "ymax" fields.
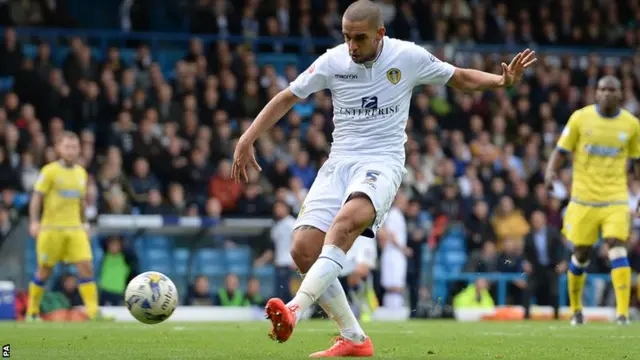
[
  {"xmin": 227, "ymin": 263, "xmax": 250, "ymax": 277},
  {"xmin": 193, "ymin": 248, "xmax": 226, "ymax": 277},
  {"xmin": 253, "ymin": 265, "xmax": 276, "ymax": 298},
  {"xmin": 173, "ymin": 248, "xmax": 190, "ymax": 276},
  {"xmin": 142, "ymin": 248, "xmax": 173, "ymax": 274},
  {"xmin": 144, "ymin": 236, "xmax": 172, "ymax": 250},
  {"xmin": 145, "ymin": 261, "xmax": 174, "ymax": 275},
  {"xmin": 225, "ymin": 247, "xmax": 251, "ymax": 268}
]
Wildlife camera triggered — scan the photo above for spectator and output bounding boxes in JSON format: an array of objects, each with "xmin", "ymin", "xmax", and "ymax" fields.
[
  {"xmin": 0, "ymin": 28, "xmax": 22, "ymax": 77},
  {"xmin": 244, "ymin": 277, "xmax": 265, "ymax": 307},
  {"xmin": 185, "ymin": 148, "xmax": 213, "ymax": 206},
  {"xmin": 99, "ymin": 236, "xmax": 138, "ymax": 306},
  {"xmin": 19, "ymin": 152, "xmax": 39, "ymax": 192},
  {"xmin": 453, "ymin": 278, "xmax": 495, "ymax": 310},
  {"xmin": 215, "ymin": 273, "xmax": 246, "ymax": 307},
  {"xmin": 289, "ymin": 151, "xmax": 316, "ymax": 189},
  {"xmin": 0, "ymin": 147, "xmax": 20, "ymax": 190},
  {"xmin": 523, "ymin": 210, "xmax": 567, "ymax": 319},
  {"xmin": 496, "ymin": 237, "xmax": 526, "ymax": 305},
  {"xmin": 185, "ymin": 275, "xmax": 215, "ymax": 306},
  {"xmin": 465, "ymin": 200, "xmax": 496, "ymax": 259},
  {"xmin": 491, "ymin": 195, "xmax": 530, "ymax": 246},
  {"xmin": 129, "ymin": 157, "xmax": 160, "ymax": 207},
  {"xmin": 143, "ymin": 189, "xmax": 170, "ymax": 215},
  {"xmin": 209, "ymin": 159, "xmax": 243, "ymax": 213}
]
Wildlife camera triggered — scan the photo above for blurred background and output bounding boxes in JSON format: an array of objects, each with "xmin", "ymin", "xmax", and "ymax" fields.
[{"xmin": 0, "ymin": 0, "xmax": 640, "ymax": 321}]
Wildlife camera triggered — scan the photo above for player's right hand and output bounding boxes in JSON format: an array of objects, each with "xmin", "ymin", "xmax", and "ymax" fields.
[
  {"xmin": 29, "ymin": 221, "xmax": 40, "ymax": 238},
  {"xmin": 232, "ymin": 136, "xmax": 262, "ymax": 183}
]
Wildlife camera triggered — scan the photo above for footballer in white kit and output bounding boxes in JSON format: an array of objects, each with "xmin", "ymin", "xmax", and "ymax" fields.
[
  {"xmin": 290, "ymin": 35, "xmax": 454, "ymax": 238},
  {"xmin": 232, "ymin": 0, "xmax": 536, "ymax": 357}
]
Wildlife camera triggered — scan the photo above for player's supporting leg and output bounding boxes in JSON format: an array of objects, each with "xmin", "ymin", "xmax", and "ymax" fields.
[
  {"xmin": 75, "ymin": 260, "xmax": 100, "ymax": 319},
  {"xmin": 567, "ymin": 246, "xmax": 590, "ymax": 325},
  {"xmin": 266, "ymin": 225, "xmax": 366, "ymax": 344},
  {"xmin": 605, "ymin": 238, "xmax": 632, "ymax": 324},
  {"xmin": 26, "ymin": 266, "xmax": 52, "ymax": 320},
  {"xmin": 287, "ymin": 195, "xmax": 373, "ymax": 330}
]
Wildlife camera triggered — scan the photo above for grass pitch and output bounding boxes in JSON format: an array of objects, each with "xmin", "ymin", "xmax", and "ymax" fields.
[{"xmin": 1, "ymin": 320, "xmax": 639, "ymax": 359}]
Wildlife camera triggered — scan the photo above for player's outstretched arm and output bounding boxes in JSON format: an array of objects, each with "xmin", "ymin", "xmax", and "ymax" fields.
[
  {"xmin": 448, "ymin": 49, "xmax": 537, "ymax": 91},
  {"xmin": 232, "ymin": 88, "xmax": 299, "ymax": 183}
]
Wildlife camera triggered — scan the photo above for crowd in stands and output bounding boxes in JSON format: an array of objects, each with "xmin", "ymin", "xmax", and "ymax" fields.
[{"xmin": 1, "ymin": 0, "xmax": 640, "ymax": 310}]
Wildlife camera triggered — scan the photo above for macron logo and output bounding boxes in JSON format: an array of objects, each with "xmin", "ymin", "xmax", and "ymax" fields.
[{"xmin": 335, "ymin": 74, "xmax": 358, "ymax": 80}]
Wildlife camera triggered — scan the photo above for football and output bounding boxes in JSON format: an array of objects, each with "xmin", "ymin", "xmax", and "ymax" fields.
[{"xmin": 124, "ymin": 271, "xmax": 179, "ymax": 324}]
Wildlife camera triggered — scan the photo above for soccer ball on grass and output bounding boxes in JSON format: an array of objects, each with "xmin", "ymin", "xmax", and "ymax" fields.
[{"xmin": 124, "ymin": 271, "xmax": 179, "ymax": 324}]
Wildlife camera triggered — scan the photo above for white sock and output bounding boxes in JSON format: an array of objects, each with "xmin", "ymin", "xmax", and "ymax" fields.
[
  {"xmin": 320, "ymin": 278, "xmax": 366, "ymax": 343},
  {"xmin": 288, "ymin": 246, "xmax": 366, "ymax": 342},
  {"xmin": 288, "ymin": 245, "xmax": 345, "ymax": 316},
  {"xmin": 295, "ymin": 273, "xmax": 366, "ymax": 344}
]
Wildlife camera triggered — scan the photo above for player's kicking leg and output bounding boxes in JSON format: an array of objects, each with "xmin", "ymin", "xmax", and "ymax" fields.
[
  {"xmin": 265, "ymin": 196, "xmax": 375, "ymax": 357},
  {"xmin": 266, "ymin": 224, "xmax": 373, "ymax": 355}
]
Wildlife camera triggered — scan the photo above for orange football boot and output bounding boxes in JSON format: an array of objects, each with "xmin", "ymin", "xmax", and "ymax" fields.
[
  {"xmin": 265, "ymin": 298, "xmax": 297, "ymax": 343},
  {"xmin": 309, "ymin": 336, "xmax": 374, "ymax": 357}
]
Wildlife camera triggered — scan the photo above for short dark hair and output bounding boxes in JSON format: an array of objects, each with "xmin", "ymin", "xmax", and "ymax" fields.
[{"xmin": 343, "ymin": 0, "xmax": 383, "ymax": 29}]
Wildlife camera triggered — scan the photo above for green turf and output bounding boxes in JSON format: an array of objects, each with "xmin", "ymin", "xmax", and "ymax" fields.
[{"xmin": 1, "ymin": 320, "xmax": 639, "ymax": 359}]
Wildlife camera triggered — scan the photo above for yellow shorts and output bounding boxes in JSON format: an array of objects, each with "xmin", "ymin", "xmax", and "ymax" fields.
[
  {"xmin": 562, "ymin": 202, "xmax": 630, "ymax": 247},
  {"xmin": 36, "ymin": 228, "xmax": 92, "ymax": 267}
]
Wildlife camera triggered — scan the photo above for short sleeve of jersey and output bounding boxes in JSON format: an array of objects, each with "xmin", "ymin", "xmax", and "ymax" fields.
[
  {"xmin": 34, "ymin": 165, "xmax": 53, "ymax": 194},
  {"xmin": 409, "ymin": 44, "xmax": 456, "ymax": 86},
  {"xmin": 557, "ymin": 111, "xmax": 581, "ymax": 153},
  {"xmin": 629, "ymin": 118, "xmax": 640, "ymax": 159},
  {"xmin": 289, "ymin": 53, "xmax": 330, "ymax": 99}
]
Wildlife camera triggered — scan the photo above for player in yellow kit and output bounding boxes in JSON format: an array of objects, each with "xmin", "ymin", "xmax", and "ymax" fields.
[
  {"xmin": 545, "ymin": 76, "xmax": 639, "ymax": 326},
  {"xmin": 26, "ymin": 132, "xmax": 110, "ymax": 321}
]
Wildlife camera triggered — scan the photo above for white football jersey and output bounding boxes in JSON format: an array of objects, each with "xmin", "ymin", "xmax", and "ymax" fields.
[{"xmin": 289, "ymin": 36, "xmax": 455, "ymax": 165}]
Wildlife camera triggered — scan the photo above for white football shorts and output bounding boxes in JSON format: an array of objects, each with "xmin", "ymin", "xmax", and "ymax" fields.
[{"xmin": 295, "ymin": 156, "xmax": 405, "ymax": 238}]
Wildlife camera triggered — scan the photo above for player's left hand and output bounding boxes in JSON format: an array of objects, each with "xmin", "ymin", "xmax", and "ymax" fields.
[
  {"xmin": 500, "ymin": 49, "xmax": 537, "ymax": 87},
  {"xmin": 232, "ymin": 136, "xmax": 262, "ymax": 183}
]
